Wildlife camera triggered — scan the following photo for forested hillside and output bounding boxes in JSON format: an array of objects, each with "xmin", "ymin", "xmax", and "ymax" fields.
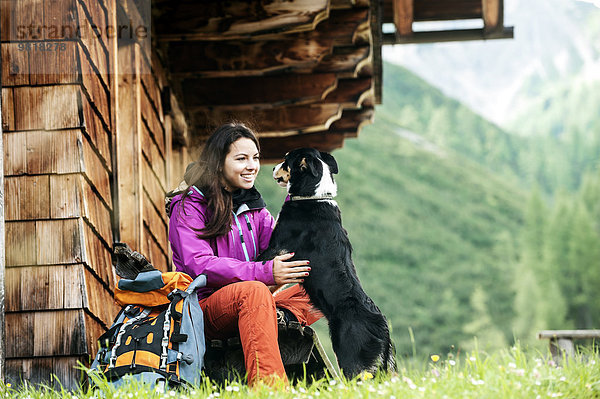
[{"xmin": 256, "ymin": 57, "xmax": 600, "ymax": 359}]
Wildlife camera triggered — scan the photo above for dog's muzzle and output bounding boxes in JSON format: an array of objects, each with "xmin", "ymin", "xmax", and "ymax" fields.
[{"xmin": 273, "ymin": 162, "xmax": 290, "ymax": 187}]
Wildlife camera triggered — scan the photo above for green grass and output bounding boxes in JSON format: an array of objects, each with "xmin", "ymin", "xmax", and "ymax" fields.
[{"xmin": 3, "ymin": 346, "xmax": 600, "ymax": 398}]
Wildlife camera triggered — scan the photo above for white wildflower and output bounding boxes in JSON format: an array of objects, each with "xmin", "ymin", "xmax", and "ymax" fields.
[
  {"xmin": 508, "ymin": 362, "xmax": 517, "ymax": 369},
  {"xmin": 448, "ymin": 360, "xmax": 456, "ymax": 366},
  {"xmin": 402, "ymin": 376, "xmax": 417, "ymax": 390}
]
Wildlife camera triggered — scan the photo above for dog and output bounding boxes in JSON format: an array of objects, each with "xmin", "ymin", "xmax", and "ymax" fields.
[{"xmin": 258, "ymin": 148, "xmax": 397, "ymax": 378}]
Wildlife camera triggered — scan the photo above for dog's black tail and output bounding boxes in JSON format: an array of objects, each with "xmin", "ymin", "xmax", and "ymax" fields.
[{"xmin": 380, "ymin": 328, "xmax": 397, "ymax": 373}]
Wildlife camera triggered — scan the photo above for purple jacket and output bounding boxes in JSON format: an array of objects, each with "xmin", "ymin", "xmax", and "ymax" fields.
[{"xmin": 168, "ymin": 187, "xmax": 276, "ymax": 299}]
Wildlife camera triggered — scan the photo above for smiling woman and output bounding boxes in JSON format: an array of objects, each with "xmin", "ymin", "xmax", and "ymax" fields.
[
  {"xmin": 222, "ymin": 137, "xmax": 260, "ymax": 191},
  {"xmin": 166, "ymin": 122, "xmax": 320, "ymax": 386}
]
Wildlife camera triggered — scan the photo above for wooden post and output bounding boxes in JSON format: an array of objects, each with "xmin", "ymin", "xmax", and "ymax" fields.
[
  {"xmin": 482, "ymin": 0, "xmax": 503, "ymax": 34},
  {"xmin": 393, "ymin": 0, "xmax": 413, "ymax": 37},
  {"xmin": 0, "ymin": 80, "xmax": 5, "ymax": 381},
  {"xmin": 108, "ymin": 0, "xmax": 121, "ymax": 244},
  {"xmin": 116, "ymin": 43, "xmax": 143, "ymax": 249}
]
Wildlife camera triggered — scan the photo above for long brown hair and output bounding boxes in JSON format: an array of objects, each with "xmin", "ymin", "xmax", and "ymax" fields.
[{"xmin": 182, "ymin": 122, "xmax": 260, "ymax": 239}]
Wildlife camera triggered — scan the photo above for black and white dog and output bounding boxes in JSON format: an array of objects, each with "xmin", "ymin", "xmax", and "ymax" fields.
[{"xmin": 258, "ymin": 148, "xmax": 397, "ymax": 378}]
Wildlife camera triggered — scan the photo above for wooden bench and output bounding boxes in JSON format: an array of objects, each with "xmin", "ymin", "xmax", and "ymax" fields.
[{"xmin": 537, "ymin": 330, "xmax": 600, "ymax": 362}]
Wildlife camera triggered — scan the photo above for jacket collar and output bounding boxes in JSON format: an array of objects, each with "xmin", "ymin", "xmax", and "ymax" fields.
[{"xmin": 232, "ymin": 187, "xmax": 266, "ymax": 214}]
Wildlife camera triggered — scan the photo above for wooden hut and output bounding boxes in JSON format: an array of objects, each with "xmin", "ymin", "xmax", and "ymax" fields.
[{"xmin": 0, "ymin": 0, "xmax": 512, "ymax": 388}]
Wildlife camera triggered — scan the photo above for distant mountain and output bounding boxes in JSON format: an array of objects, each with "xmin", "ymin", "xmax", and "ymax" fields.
[{"xmin": 383, "ymin": 0, "xmax": 600, "ymax": 128}]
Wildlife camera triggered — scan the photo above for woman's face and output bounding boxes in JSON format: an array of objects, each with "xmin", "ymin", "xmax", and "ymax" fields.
[{"xmin": 222, "ymin": 137, "xmax": 260, "ymax": 191}]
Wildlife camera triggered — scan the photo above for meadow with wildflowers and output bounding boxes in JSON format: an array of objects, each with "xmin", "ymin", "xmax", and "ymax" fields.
[{"xmin": 2, "ymin": 346, "xmax": 600, "ymax": 398}]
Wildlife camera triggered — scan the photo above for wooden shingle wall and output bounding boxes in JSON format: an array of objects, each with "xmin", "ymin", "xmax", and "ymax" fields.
[{"xmin": 1, "ymin": 0, "xmax": 189, "ymax": 387}]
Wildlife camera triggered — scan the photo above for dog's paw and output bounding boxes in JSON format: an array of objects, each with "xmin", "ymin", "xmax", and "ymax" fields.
[{"xmin": 112, "ymin": 242, "xmax": 156, "ymax": 279}]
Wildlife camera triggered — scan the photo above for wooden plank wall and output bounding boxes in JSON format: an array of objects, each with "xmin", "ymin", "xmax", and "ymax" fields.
[{"xmin": 1, "ymin": 0, "xmax": 189, "ymax": 388}]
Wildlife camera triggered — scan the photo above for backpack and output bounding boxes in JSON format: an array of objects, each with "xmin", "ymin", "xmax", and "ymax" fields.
[{"xmin": 91, "ymin": 270, "xmax": 206, "ymax": 388}]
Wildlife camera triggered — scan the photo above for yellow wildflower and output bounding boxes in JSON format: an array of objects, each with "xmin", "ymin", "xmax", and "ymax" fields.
[
  {"xmin": 360, "ymin": 371, "xmax": 374, "ymax": 380},
  {"xmin": 431, "ymin": 355, "xmax": 440, "ymax": 362}
]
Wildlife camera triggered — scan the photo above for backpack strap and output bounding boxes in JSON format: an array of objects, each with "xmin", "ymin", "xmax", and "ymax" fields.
[
  {"xmin": 159, "ymin": 303, "xmax": 172, "ymax": 371},
  {"xmin": 185, "ymin": 274, "xmax": 207, "ymax": 295},
  {"xmin": 109, "ymin": 307, "xmax": 151, "ymax": 369}
]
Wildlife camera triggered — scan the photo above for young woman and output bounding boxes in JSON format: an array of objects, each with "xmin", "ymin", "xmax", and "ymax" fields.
[{"xmin": 167, "ymin": 123, "xmax": 321, "ymax": 386}]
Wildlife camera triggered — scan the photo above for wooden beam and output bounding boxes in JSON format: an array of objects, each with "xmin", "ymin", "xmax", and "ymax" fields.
[
  {"xmin": 192, "ymin": 104, "xmax": 344, "ymax": 138},
  {"xmin": 154, "ymin": 0, "xmax": 330, "ymax": 41},
  {"xmin": 370, "ymin": 0, "xmax": 383, "ymax": 105},
  {"xmin": 538, "ymin": 330, "xmax": 600, "ymax": 340},
  {"xmin": 167, "ymin": 38, "xmax": 333, "ymax": 78},
  {"xmin": 313, "ymin": 46, "xmax": 371, "ymax": 77},
  {"xmin": 383, "ymin": 0, "xmax": 482, "ymax": 23},
  {"xmin": 183, "ymin": 74, "xmax": 338, "ymax": 111},
  {"xmin": 383, "ymin": 27, "xmax": 514, "ymax": 44},
  {"xmin": 260, "ymin": 132, "xmax": 348, "ymax": 162},
  {"xmin": 164, "ymin": 8, "xmax": 371, "ymax": 79},
  {"xmin": 413, "ymin": 0, "xmax": 481, "ymax": 21},
  {"xmin": 328, "ymin": 107, "xmax": 375, "ymax": 133},
  {"xmin": 482, "ymin": 0, "xmax": 503, "ymax": 33},
  {"xmin": 331, "ymin": 0, "xmax": 356, "ymax": 9},
  {"xmin": 393, "ymin": 0, "xmax": 413, "ymax": 36},
  {"xmin": 258, "ymin": 107, "xmax": 374, "ymax": 161},
  {"xmin": 321, "ymin": 78, "xmax": 373, "ymax": 107},
  {"xmin": 320, "ymin": 8, "xmax": 371, "ymax": 47}
]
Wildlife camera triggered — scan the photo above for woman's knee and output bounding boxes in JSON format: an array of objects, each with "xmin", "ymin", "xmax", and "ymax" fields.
[{"xmin": 235, "ymin": 281, "xmax": 275, "ymax": 305}]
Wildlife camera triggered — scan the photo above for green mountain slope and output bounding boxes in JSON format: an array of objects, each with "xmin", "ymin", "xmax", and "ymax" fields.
[
  {"xmin": 255, "ymin": 107, "xmax": 526, "ymax": 357},
  {"xmin": 377, "ymin": 62, "xmax": 526, "ymax": 184}
]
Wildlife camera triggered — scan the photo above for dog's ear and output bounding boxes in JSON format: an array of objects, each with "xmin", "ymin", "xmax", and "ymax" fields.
[
  {"xmin": 299, "ymin": 157, "xmax": 319, "ymax": 177},
  {"xmin": 320, "ymin": 152, "xmax": 338, "ymax": 174}
]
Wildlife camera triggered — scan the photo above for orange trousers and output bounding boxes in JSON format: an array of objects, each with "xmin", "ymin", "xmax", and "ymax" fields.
[{"xmin": 199, "ymin": 281, "xmax": 322, "ymax": 386}]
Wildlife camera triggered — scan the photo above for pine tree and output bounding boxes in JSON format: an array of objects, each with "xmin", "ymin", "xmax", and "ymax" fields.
[
  {"xmin": 567, "ymin": 200, "xmax": 600, "ymax": 327},
  {"xmin": 462, "ymin": 286, "xmax": 508, "ymax": 351},
  {"xmin": 542, "ymin": 191, "xmax": 572, "ymax": 329}
]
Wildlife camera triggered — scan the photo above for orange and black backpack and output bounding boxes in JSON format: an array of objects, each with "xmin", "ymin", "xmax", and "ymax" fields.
[{"xmin": 91, "ymin": 271, "xmax": 206, "ymax": 388}]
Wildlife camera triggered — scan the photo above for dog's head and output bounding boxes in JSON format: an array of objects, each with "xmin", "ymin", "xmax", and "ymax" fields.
[{"xmin": 272, "ymin": 148, "xmax": 338, "ymax": 197}]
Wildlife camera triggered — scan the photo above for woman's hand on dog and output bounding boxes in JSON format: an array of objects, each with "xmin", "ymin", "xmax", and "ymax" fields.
[{"xmin": 272, "ymin": 252, "xmax": 310, "ymax": 285}]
